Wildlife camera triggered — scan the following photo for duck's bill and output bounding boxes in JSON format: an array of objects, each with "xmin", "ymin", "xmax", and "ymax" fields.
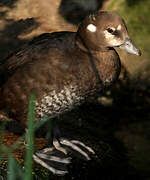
[{"xmin": 119, "ymin": 38, "xmax": 141, "ymax": 56}]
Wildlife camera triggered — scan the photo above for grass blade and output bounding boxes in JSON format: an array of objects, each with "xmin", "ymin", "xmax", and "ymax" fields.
[{"xmin": 24, "ymin": 94, "xmax": 36, "ymax": 180}]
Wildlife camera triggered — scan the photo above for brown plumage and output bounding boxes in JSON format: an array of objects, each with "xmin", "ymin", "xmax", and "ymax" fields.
[
  {"xmin": 0, "ymin": 11, "xmax": 141, "ymax": 175},
  {"xmin": 0, "ymin": 31, "xmax": 120, "ymax": 124}
]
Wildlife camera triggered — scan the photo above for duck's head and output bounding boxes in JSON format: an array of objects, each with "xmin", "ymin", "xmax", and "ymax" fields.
[{"xmin": 77, "ymin": 11, "xmax": 141, "ymax": 56}]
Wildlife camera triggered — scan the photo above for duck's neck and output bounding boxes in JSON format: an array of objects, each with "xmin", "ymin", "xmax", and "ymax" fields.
[
  {"xmin": 74, "ymin": 35, "xmax": 121, "ymax": 96},
  {"xmin": 76, "ymin": 35, "xmax": 109, "ymax": 53},
  {"xmin": 93, "ymin": 49, "xmax": 121, "ymax": 88}
]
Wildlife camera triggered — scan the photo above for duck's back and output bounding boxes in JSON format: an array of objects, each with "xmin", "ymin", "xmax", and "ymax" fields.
[{"xmin": 0, "ymin": 32, "xmax": 76, "ymax": 76}]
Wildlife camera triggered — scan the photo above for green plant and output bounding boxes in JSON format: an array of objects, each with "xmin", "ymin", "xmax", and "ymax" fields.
[{"xmin": 5, "ymin": 94, "xmax": 36, "ymax": 180}]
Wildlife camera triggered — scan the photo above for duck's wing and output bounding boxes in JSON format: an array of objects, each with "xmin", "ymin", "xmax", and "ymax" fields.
[{"xmin": 0, "ymin": 32, "xmax": 75, "ymax": 85}]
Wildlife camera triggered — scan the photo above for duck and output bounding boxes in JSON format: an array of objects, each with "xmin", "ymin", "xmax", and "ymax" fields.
[{"xmin": 0, "ymin": 11, "xmax": 141, "ymax": 175}]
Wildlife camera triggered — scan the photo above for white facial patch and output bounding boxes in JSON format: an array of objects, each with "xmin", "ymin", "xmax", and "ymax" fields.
[
  {"xmin": 87, "ymin": 24, "xmax": 97, "ymax": 32},
  {"xmin": 104, "ymin": 30, "xmax": 114, "ymax": 39},
  {"xmin": 117, "ymin": 24, "xmax": 122, "ymax": 30},
  {"xmin": 104, "ymin": 30, "xmax": 122, "ymax": 46}
]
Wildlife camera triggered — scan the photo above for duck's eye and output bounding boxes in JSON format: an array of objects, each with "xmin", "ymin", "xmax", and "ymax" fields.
[{"xmin": 107, "ymin": 28, "xmax": 115, "ymax": 34}]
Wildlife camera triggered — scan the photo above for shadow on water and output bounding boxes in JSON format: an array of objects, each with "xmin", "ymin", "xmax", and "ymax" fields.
[{"xmin": 59, "ymin": 0, "xmax": 106, "ymax": 24}]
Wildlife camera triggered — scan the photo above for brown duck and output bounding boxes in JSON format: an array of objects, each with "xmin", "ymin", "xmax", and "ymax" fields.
[{"xmin": 0, "ymin": 11, "xmax": 141, "ymax": 175}]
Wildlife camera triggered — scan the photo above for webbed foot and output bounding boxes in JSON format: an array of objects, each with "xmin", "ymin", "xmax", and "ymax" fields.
[
  {"xmin": 33, "ymin": 138, "xmax": 95, "ymax": 175},
  {"xmin": 33, "ymin": 147, "xmax": 71, "ymax": 175},
  {"xmin": 59, "ymin": 138, "xmax": 95, "ymax": 160}
]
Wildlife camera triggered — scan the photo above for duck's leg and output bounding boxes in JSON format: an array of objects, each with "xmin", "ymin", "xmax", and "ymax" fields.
[
  {"xmin": 33, "ymin": 147, "xmax": 71, "ymax": 175},
  {"xmin": 59, "ymin": 138, "xmax": 95, "ymax": 160},
  {"xmin": 33, "ymin": 119, "xmax": 95, "ymax": 175},
  {"xmin": 51, "ymin": 120, "xmax": 95, "ymax": 160},
  {"xmin": 52, "ymin": 124, "xmax": 67, "ymax": 154},
  {"xmin": 33, "ymin": 119, "xmax": 70, "ymax": 175}
]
